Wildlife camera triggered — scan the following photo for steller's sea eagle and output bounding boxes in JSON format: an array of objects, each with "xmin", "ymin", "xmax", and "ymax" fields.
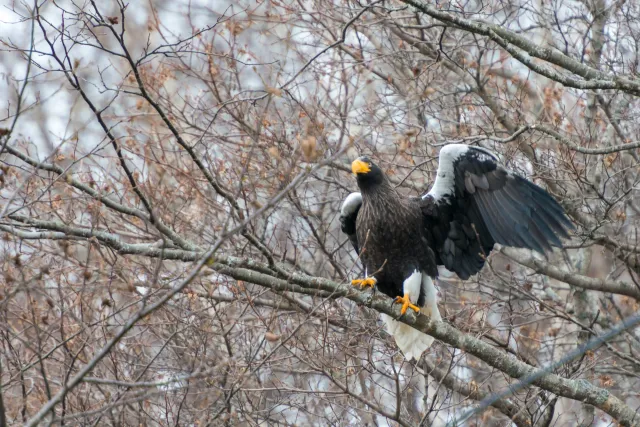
[{"xmin": 340, "ymin": 144, "xmax": 573, "ymax": 360}]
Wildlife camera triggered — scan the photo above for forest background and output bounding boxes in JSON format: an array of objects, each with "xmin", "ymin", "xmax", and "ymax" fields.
[{"xmin": 2, "ymin": 0, "xmax": 640, "ymax": 425}]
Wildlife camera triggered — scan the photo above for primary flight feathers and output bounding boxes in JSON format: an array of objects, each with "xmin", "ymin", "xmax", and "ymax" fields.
[{"xmin": 340, "ymin": 144, "xmax": 573, "ymax": 360}]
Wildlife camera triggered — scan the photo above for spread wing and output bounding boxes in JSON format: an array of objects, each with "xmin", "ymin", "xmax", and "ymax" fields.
[
  {"xmin": 421, "ymin": 144, "xmax": 573, "ymax": 280},
  {"xmin": 340, "ymin": 192, "xmax": 362, "ymax": 254}
]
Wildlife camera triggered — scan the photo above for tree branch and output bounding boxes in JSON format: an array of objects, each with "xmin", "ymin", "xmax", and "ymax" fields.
[
  {"xmin": 501, "ymin": 247, "xmax": 640, "ymax": 299},
  {"xmin": 399, "ymin": 0, "xmax": 640, "ymax": 95},
  {"xmin": 206, "ymin": 263, "xmax": 639, "ymax": 426},
  {"xmin": 422, "ymin": 358, "xmax": 531, "ymax": 427}
]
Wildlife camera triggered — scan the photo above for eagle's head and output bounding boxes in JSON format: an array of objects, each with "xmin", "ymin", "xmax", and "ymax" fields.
[{"xmin": 351, "ymin": 156, "xmax": 386, "ymax": 190}]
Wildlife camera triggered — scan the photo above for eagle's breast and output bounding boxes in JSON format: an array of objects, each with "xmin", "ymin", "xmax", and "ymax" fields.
[{"xmin": 356, "ymin": 193, "xmax": 436, "ymax": 295}]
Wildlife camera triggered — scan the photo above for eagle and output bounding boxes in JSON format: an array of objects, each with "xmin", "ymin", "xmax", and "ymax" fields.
[{"xmin": 340, "ymin": 144, "xmax": 573, "ymax": 360}]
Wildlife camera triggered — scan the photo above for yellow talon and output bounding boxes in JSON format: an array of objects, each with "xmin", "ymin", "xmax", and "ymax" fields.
[
  {"xmin": 351, "ymin": 277, "xmax": 376, "ymax": 289},
  {"xmin": 394, "ymin": 293, "xmax": 420, "ymax": 315}
]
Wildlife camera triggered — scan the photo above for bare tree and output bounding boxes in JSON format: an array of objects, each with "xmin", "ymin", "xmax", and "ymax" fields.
[{"xmin": 2, "ymin": 0, "xmax": 640, "ymax": 425}]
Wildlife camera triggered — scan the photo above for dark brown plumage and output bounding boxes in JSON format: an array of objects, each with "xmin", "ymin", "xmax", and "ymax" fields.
[
  {"xmin": 352, "ymin": 158, "xmax": 436, "ymax": 307},
  {"xmin": 340, "ymin": 145, "xmax": 573, "ymax": 360}
]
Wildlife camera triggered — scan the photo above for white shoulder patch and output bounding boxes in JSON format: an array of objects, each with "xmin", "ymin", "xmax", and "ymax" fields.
[
  {"xmin": 440, "ymin": 143, "xmax": 472, "ymax": 160},
  {"xmin": 425, "ymin": 144, "xmax": 498, "ymax": 200},
  {"xmin": 425, "ymin": 145, "xmax": 469, "ymax": 200},
  {"xmin": 340, "ymin": 192, "xmax": 362, "ymax": 217}
]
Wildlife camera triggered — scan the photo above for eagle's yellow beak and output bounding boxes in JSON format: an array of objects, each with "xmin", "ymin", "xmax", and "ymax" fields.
[{"xmin": 351, "ymin": 159, "xmax": 371, "ymax": 175}]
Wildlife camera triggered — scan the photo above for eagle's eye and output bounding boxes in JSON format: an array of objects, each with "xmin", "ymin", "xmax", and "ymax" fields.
[{"xmin": 351, "ymin": 159, "xmax": 371, "ymax": 175}]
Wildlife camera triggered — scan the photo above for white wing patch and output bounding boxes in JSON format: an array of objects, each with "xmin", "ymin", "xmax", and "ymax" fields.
[
  {"xmin": 340, "ymin": 192, "xmax": 362, "ymax": 216},
  {"xmin": 425, "ymin": 144, "xmax": 498, "ymax": 201},
  {"xmin": 426, "ymin": 144, "xmax": 469, "ymax": 200}
]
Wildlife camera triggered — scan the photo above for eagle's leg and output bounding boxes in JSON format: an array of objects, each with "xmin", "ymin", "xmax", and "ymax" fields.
[
  {"xmin": 394, "ymin": 294, "xmax": 420, "ymax": 315},
  {"xmin": 351, "ymin": 277, "xmax": 376, "ymax": 289},
  {"xmin": 394, "ymin": 271, "xmax": 422, "ymax": 315}
]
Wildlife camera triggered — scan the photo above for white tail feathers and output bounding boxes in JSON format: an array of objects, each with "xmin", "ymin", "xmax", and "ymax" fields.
[
  {"xmin": 382, "ymin": 274, "xmax": 441, "ymax": 361},
  {"xmin": 382, "ymin": 314, "xmax": 435, "ymax": 361}
]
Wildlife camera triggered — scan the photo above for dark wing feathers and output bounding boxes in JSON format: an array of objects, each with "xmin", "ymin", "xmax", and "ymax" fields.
[
  {"xmin": 339, "ymin": 146, "xmax": 573, "ymax": 281},
  {"xmin": 525, "ymin": 179, "xmax": 573, "ymax": 234},
  {"xmin": 480, "ymin": 188, "xmax": 546, "ymax": 252},
  {"xmin": 475, "ymin": 192, "xmax": 519, "ymax": 246},
  {"xmin": 422, "ymin": 144, "xmax": 573, "ymax": 280}
]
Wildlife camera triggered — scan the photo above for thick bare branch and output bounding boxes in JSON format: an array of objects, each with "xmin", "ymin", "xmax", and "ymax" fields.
[{"xmin": 399, "ymin": 0, "xmax": 640, "ymax": 95}]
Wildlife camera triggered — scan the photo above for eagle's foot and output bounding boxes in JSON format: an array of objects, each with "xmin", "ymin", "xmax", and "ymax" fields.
[
  {"xmin": 395, "ymin": 293, "xmax": 420, "ymax": 315},
  {"xmin": 351, "ymin": 277, "xmax": 376, "ymax": 289}
]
